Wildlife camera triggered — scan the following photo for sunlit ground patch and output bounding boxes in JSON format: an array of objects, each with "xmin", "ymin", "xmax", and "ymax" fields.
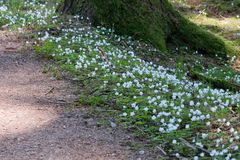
[{"xmin": 0, "ymin": 103, "xmax": 58, "ymax": 137}]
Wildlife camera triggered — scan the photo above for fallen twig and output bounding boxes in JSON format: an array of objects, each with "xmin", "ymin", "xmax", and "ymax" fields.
[
  {"xmin": 156, "ymin": 146, "xmax": 167, "ymax": 156},
  {"xmin": 45, "ymin": 87, "xmax": 55, "ymax": 95},
  {"xmin": 97, "ymin": 47, "xmax": 108, "ymax": 61},
  {"xmin": 179, "ymin": 138, "xmax": 210, "ymax": 156},
  {"xmin": 180, "ymin": 138, "xmax": 197, "ymax": 151}
]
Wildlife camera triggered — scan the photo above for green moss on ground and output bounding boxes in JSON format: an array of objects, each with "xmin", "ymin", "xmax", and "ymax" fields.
[
  {"xmin": 59, "ymin": 0, "xmax": 238, "ymax": 57},
  {"xmin": 188, "ymin": 66, "xmax": 240, "ymax": 92}
]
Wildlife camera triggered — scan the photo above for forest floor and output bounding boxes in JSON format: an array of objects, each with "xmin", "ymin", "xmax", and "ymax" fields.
[
  {"xmin": 0, "ymin": 1, "xmax": 239, "ymax": 159},
  {"xmin": 0, "ymin": 30, "xmax": 146, "ymax": 160},
  {"xmin": 171, "ymin": 0, "xmax": 240, "ymax": 51}
]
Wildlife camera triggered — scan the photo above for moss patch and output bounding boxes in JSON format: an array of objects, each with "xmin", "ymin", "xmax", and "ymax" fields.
[{"xmin": 59, "ymin": 0, "xmax": 238, "ymax": 57}]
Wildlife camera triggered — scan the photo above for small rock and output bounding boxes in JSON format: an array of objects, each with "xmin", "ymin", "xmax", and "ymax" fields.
[
  {"xmin": 85, "ymin": 118, "xmax": 96, "ymax": 127},
  {"xmin": 110, "ymin": 121, "xmax": 116, "ymax": 128},
  {"xmin": 139, "ymin": 150, "xmax": 145, "ymax": 155},
  {"xmin": 50, "ymin": 77, "xmax": 56, "ymax": 80}
]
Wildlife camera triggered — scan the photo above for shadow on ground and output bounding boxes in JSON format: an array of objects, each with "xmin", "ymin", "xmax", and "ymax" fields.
[{"xmin": 0, "ymin": 31, "xmax": 140, "ymax": 160}]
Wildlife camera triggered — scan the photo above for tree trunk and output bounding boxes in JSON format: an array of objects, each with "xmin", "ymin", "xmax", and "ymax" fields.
[{"xmin": 58, "ymin": 0, "xmax": 236, "ymax": 58}]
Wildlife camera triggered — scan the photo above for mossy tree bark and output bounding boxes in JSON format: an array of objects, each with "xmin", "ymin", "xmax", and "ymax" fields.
[{"xmin": 58, "ymin": 0, "xmax": 235, "ymax": 57}]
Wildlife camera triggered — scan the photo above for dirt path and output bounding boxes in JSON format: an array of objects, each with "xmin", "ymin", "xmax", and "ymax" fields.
[{"xmin": 0, "ymin": 31, "xmax": 138, "ymax": 160}]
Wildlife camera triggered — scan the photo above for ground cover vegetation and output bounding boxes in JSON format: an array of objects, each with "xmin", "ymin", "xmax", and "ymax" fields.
[{"xmin": 0, "ymin": 0, "xmax": 240, "ymax": 159}]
